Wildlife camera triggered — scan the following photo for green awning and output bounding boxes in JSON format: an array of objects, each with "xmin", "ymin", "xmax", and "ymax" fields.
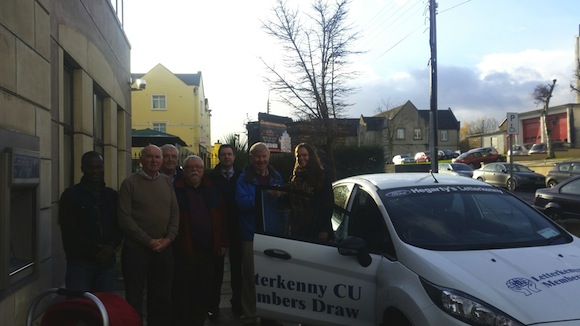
[{"xmin": 131, "ymin": 128, "xmax": 187, "ymax": 147}]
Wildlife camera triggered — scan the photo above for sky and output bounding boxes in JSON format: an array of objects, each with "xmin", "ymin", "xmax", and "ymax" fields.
[{"xmin": 124, "ymin": 0, "xmax": 580, "ymax": 144}]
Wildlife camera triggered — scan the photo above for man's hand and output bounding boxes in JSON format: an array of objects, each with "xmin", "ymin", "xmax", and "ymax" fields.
[
  {"xmin": 94, "ymin": 244, "xmax": 115, "ymax": 264},
  {"xmin": 148, "ymin": 238, "xmax": 172, "ymax": 252}
]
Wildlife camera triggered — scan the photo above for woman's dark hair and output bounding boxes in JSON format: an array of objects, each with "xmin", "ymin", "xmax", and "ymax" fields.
[{"xmin": 291, "ymin": 143, "xmax": 324, "ymax": 187}]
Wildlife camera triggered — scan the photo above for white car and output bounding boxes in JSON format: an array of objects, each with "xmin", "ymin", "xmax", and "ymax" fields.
[
  {"xmin": 253, "ymin": 173, "xmax": 580, "ymax": 325},
  {"xmin": 392, "ymin": 154, "xmax": 415, "ymax": 165}
]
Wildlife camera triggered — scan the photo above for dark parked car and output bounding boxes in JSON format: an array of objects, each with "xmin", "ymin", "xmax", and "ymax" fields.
[
  {"xmin": 545, "ymin": 161, "xmax": 580, "ymax": 188},
  {"xmin": 440, "ymin": 149, "xmax": 459, "ymax": 159},
  {"xmin": 452, "ymin": 148, "xmax": 505, "ymax": 169},
  {"xmin": 534, "ymin": 176, "xmax": 580, "ymax": 221},
  {"xmin": 472, "ymin": 162, "xmax": 545, "ymax": 191},
  {"xmin": 438, "ymin": 162, "xmax": 474, "ymax": 178}
]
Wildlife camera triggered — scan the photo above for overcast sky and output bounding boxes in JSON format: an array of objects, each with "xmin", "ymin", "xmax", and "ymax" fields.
[{"xmin": 124, "ymin": 0, "xmax": 580, "ymax": 144}]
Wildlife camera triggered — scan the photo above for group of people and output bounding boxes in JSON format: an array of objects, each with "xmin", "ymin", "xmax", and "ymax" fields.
[{"xmin": 58, "ymin": 141, "xmax": 333, "ymax": 326}]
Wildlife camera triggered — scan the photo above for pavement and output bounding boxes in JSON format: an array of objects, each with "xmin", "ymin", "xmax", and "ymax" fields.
[{"xmin": 114, "ymin": 253, "xmax": 298, "ymax": 326}]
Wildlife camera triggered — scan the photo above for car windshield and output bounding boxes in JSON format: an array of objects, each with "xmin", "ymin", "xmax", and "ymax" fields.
[{"xmin": 380, "ymin": 185, "xmax": 569, "ymax": 250}]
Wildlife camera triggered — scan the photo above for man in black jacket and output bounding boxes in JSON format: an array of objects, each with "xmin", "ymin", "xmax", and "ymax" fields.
[
  {"xmin": 59, "ymin": 151, "xmax": 123, "ymax": 292},
  {"xmin": 207, "ymin": 144, "xmax": 243, "ymax": 318}
]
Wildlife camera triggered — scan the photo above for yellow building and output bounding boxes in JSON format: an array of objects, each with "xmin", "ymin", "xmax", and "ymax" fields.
[{"xmin": 131, "ymin": 64, "xmax": 211, "ymax": 165}]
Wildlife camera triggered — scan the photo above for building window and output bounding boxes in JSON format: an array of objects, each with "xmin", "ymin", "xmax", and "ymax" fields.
[
  {"xmin": 413, "ymin": 129, "xmax": 422, "ymax": 140},
  {"xmin": 63, "ymin": 65, "xmax": 74, "ymax": 188},
  {"xmin": 440, "ymin": 130, "xmax": 449, "ymax": 142},
  {"xmin": 396, "ymin": 128, "xmax": 405, "ymax": 140},
  {"xmin": 152, "ymin": 95, "xmax": 167, "ymax": 110},
  {"xmin": 153, "ymin": 122, "xmax": 167, "ymax": 133},
  {"xmin": 93, "ymin": 91, "xmax": 104, "ymax": 154}
]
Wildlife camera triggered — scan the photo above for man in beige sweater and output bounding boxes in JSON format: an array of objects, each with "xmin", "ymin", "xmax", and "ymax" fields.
[{"xmin": 118, "ymin": 145, "xmax": 179, "ymax": 325}]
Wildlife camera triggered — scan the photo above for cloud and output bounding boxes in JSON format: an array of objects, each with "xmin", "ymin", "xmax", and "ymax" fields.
[{"xmin": 349, "ymin": 49, "xmax": 577, "ymax": 125}]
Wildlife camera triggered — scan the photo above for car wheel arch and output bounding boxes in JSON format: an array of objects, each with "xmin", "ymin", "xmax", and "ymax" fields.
[
  {"xmin": 544, "ymin": 202, "xmax": 562, "ymax": 221},
  {"xmin": 381, "ymin": 307, "xmax": 412, "ymax": 326}
]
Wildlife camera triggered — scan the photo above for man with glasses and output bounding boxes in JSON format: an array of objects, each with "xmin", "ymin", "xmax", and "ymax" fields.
[{"xmin": 172, "ymin": 155, "xmax": 228, "ymax": 326}]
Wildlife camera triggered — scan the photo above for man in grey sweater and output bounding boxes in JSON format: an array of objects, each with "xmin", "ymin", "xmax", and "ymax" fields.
[{"xmin": 118, "ymin": 144, "xmax": 179, "ymax": 325}]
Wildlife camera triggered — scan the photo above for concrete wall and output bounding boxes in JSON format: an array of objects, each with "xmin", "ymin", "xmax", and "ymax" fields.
[{"xmin": 0, "ymin": 0, "xmax": 131, "ymax": 324}]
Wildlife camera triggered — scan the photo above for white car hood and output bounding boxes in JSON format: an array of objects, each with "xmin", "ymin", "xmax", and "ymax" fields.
[{"xmin": 401, "ymin": 241, "xmax": 580, "ymax": 324}]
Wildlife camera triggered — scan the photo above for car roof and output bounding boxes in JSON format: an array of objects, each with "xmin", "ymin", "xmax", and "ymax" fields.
[
  {"xmin": 335, "ymin": 172, "xmax": 490, "ymax": 190},
  {"xmin": 556, "ymin": 161, "xmax": 580, "ymax": 165}
]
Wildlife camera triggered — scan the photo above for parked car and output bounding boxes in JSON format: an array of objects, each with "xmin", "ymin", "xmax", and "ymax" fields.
[
  {"xmin": 534, "ymin": 176, "xmax": 580, "ymax": 221},
  {"xmin": 439, "ymin": 149, "xmax": 459, "ymax": 159},
  {"xmin": 253, "ymin": 173, "xmax": 580, "ymax": 326},
  {"xmin": 469, "ymin": 146, "xmax": 498, "ymax": 155},
  {"xmin": 545, "ymin": 161, "xmax": 580, "ymax": 188},
  {"xmin": 507, "ymin": 143, "xmax": 533, "ymax": 156},
  {"xmin": 472, "ymin": 162, "xmax": 545, "ymax": 191},
  {"xmin": 528, "ymin": 141, "xmax": 575, "ymax": 154},
  {"xmin": 438, "ymin": 162, "xmax": 474, "ymax": 178},
  {"xmin": 451, "ymin": 149, "xmax": 505, "ymax": 169},
  {"xmin": 414, "ymin": 151, "xmax": 430, "ymax": 163},
  {"xmin": 392, "ymin": 154, "xmax": 415, "ymax": 165}
]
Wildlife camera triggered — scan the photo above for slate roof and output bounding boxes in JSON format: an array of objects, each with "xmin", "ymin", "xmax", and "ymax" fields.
[
  {"xmin": 418, "ymin": 109, "xmax": 460, "ymax": 130},
  {"xmin": 131, "ymin": 71, "xmax": 202, "ymax": 86}
]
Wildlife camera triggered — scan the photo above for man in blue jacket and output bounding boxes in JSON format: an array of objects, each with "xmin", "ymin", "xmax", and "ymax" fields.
[
  {"xmin": 235, "ymin": 142, "xmax": 284, "ymax": 326},
  {"xmin": 59, "ymin": 151, "xmax": 123, "ymax": 292}
]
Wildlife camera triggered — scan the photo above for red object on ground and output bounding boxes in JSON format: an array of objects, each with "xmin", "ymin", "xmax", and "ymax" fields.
[{"xmin": 40, "ymin": 292, "xmax": 141, "ymax": 326}]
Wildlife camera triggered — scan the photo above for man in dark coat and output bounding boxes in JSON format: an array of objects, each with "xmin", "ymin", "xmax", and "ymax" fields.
[
  {"xmin": 172, "ymin": 155, "xmax": 229, "ymax": 326},
  {"xmin": 59, "ymin": 151, "xmax": 123, "ymax": 292},
  {"xmin": 207, "ymin": 144, "xmax": 243, "ymax": 318}
]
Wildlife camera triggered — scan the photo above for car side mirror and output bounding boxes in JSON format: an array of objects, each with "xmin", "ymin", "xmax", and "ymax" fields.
[{"xmin": 338, "ymin": 236, "xmax": 372, "ymax": 267}]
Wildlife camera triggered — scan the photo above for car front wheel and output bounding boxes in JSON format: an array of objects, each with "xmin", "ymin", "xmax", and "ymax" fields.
[
  {"xmin": 506, "ymin": 178, "xmax": 517, "ymax": 191},
  {"xmin": 547, "ymin": 179, "xmax": 558, "ymax": 188},
  {"xmin": 547, "ymin": 208, "xmax": 562, "ymax": 221}
]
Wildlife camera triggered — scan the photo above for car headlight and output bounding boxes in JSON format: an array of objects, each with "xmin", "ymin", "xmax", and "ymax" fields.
[{"xmin": 421, "ymin": 278, "xmax": 523, "ymax": 326}]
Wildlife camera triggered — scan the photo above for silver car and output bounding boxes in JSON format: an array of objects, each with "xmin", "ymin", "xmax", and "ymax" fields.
[{"xmin": 472, "ymin": 162, "xmax": 545, "ymax": 191}]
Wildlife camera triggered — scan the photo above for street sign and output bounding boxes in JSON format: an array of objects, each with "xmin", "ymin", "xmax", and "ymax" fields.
[{"xmin": 507, "ymin": 112, "xmax": 519, "ymax": 135}]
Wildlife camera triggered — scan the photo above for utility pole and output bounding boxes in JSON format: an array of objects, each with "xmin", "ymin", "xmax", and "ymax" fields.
[{"xmin": 429, "ymin": 0, "xmax": 439, "ymax": 173}]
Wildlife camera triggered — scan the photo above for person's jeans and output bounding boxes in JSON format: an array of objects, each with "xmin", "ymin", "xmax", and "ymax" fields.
[{"xmin": 65, "ymin": 259, "xmax": 116, "ymax": 293}]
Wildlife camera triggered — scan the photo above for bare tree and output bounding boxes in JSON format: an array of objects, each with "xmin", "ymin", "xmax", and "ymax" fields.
[
  {"xmin": 571, "ymin": 59, "xmax": 580, "ymax": 96},
  {"xmin": 532, "ymin": 79, "xmax": 557, "ymax": 158},
  {"xmin": 461, "ymin": 117, "xmax": 500, "ymax": 136},
  {"xmin": 375, "ymin": 100, "xmax": 404, "ymax": 161},
  {"xmin": 261, "ymin": 0, "xmax": 361, "ymax": 180}
]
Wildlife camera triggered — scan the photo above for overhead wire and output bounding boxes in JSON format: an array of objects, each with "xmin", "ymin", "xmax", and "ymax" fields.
[{"xmin": 363, "ymin": 0, "xmax": 475, "ymax": 62}]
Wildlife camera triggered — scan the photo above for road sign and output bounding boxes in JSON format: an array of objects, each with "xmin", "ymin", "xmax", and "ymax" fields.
[{"xmin": 507, "ymin": 112, "xmax": 519, "ymax": 135}]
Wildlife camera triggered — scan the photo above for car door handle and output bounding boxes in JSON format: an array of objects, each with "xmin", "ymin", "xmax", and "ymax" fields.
[{"xmin": 263, "ymin": 249, "xmax": 292, "ymax": 260}]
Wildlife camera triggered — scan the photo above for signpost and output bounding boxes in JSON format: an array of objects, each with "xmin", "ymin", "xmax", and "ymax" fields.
[{"xmin": 507, "ymin": 113, "xmax": 519, "ymax": 189}]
